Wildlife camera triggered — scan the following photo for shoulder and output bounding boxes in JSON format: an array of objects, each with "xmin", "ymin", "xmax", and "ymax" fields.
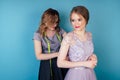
[
  {"xmin": 33, "ymin": 31, "xmax": 42, "ymax": 41},
  {"xmin": 66, "ymin": 32, "xmax": 73, "ymax": 36},
  {"xmin": 59, "ymin": 28, "xmax": 67, "ymax": 37},
  {"xmin": 60, "ymin": 28, "xmax": 64, "ymax": 32},
  {"xmin": 64, "ymin": 32, "xmax": 73, "ymax": 38},
  {"xmin": 34, "ymin": 31, "xmax": 41, "ymax": 37},
  {"xmin": 59, "ymin": 28, "xmax": 65, "ymax": 34},
  {"xmin": 86, "ymin": 31, "xmax": 92, "ymax": 40},
  {"xmin": 63, "ymin": 32, "xmax": 73, "ymax": 42},
  {"xmin": 87, "ymin": 32, "xmax": 92, "ymax": 36}
]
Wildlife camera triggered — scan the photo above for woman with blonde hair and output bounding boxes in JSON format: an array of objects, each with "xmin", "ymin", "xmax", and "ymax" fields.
[{"xmin": 33, "ymin": 8, "xmax": 67, "ymax": 80}]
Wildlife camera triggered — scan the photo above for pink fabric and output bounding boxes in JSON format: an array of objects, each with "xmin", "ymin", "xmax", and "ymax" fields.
[{"xmin": 64, "ymin": 32, "xmax": 97, "ymax": 80}]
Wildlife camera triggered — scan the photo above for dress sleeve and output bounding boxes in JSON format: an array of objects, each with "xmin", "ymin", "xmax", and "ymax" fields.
[
  {"xmin": 33, "ymin": 32, "xmax": 41, "ymax": 41},
  {"xmin": 59, "ymin": 28, "xmax": 65, "ymax": 35},
  {"xmin": 62, "ymin": 33, "xmax": 71, "ymax": 45},
  {"xmin": 87, "ymin": 32, "xmax": 92, "ymax": 41}
]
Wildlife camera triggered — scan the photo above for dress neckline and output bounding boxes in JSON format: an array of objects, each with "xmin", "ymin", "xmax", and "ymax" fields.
[{"xmin": 72, "ymin": 31, "xmax": 89, "ymax": 42}]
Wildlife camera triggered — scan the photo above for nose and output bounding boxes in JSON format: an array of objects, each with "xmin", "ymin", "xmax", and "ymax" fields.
[
  {"xmin": 54, "ymin": 23, "xmax": 57, "ymax": 26},
  {"xmin": 74, "ymin": 20, "xmax": 81, "ymax": 25}
]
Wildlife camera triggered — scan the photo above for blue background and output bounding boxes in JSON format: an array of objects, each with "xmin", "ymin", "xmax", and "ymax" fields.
[{"xmin": 0, "ymin": 0, "xmax": 120, "ymax": 80}]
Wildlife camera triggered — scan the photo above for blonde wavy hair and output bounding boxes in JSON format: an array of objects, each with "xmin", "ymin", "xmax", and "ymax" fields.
[{"xmin": 38, "ymin": 8, "xmax": 60, "ymax": 36}]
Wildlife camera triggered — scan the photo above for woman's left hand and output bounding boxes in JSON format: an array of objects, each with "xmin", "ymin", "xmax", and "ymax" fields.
[
  {"xmin": 88, "ymin": 54, "xmax": 97, "ymax": 61},
  {"xmin": 87, "ymin": 54, "xmax": 98, "ymax": 66}
]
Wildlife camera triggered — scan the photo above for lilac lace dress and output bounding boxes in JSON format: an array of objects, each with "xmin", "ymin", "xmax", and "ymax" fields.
[{"xmin": 63, "ymin": 32, "xmax": 97, "ymax": 80}]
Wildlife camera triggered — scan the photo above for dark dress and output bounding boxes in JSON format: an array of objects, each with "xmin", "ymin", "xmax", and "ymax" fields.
[{"xmin": 33, "ymin": 29, "xmax": 68, "ymax": 80}]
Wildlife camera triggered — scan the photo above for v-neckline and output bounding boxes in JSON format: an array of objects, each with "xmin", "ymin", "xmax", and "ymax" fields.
[
  {"xmin": 46, "ymin": 34, "xmax": 56, "ymax": 41},
  {"xmin": 73, "ymin": 31, "xmax": 89, "ymax": 42},
  {"xmin": 45, "ymin": 32, "xmax": 56, "ymax": 40}
]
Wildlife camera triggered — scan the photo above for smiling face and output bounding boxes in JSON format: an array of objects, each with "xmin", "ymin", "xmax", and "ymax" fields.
[
  {"xmin": 70, "ymin": 12, "xmax": 86, "ymax": 31},
  {"xmin": 70, "ymin": 6, "xmax": 89, "ymax": 31}
]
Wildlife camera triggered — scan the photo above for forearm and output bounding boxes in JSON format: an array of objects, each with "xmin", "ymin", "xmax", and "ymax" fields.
[
  {"xmin": 57, "ymin": 59, "xmax": 97, "ymax": 69},
  {"xmin": 57, "ymin": 59, "xmax": 85, "ymax": 68},
  {"xmin": 36, "ymin": 52, "xmax": 58, "ymax": 60}
]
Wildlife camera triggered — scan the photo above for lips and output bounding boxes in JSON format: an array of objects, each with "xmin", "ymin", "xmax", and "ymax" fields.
[{"xmin": 75, "ymin": 26, "xmax": 80, "ymax": 28}]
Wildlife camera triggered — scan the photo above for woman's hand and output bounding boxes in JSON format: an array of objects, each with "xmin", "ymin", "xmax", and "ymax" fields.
[
  {"xmin": 88, "ymin": 54, "xmax": 97, "ymax": 61},
  {"xmin": 84, "ymin": 60, "xmax": 97, "ymax": 69},
  {"xmin": 86, "ymin": 54, "xmax": 98, "ymax": 68}
]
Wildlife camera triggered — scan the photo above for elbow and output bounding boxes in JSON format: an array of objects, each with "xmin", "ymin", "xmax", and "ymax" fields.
[
  {"xmin": 57, "ymin": 61, "xmax": 61, "ymax": 68},
  {"xmin": 57, "ymin": 59, "xmax": 64, "ymax": 68},
  {"xmin": 57, "ymin": 61, "xmax": 62, "ymax": 68},
  {"xmin": 36, "ymin": 56, "xmax": 41, "ymax": 60},
  {"xmin": 36, "ymin": 54, "xmax": 43, "ymax": 60}
]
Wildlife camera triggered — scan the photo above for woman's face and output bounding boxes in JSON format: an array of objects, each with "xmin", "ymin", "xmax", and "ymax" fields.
[
  {"xmin": 45, "ymin": 15, "xmax": 59, "ymax": 31},
  {"xmin": 70, "ymin": 12, "xmax": 86, "ymax": 31},
  {"xmin": 48, "ymin": 23, "xmax": 58, "ymax": 30},
  {"xmin": 45, "ymin": 21, "xmax": 58, "ymax": 31}
]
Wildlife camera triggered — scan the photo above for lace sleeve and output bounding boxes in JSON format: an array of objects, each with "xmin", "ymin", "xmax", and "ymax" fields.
[
  {"xmin": 59, "ymin": 33, "xmax": 71, "ymax": 56},
  {"xmin": 62, "ymin": 33, "xmax": 72, "ymax": 45},
  {"xmin": 87, "ymin": 32, "xmax": 92, "ymax": 41}
]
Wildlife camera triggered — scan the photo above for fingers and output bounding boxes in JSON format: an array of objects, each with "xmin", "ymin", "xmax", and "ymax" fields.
[
  {"xmin": 85, "ymin": 60, "xmax": 97, "ymax": 69},
  {"xmin": 88, "ymin": 54, "xmax": 97, "ymax": 61},
  {"xmin": 92, "ymin": 54, "xmax": 98, "ymax": 62},
  {"xmin": 94, "ymin": 61, "xmax": 97, "ymax": 67},
  {"xmin": 92, "ymin": 60, "xmax": 97, "ymax": 68}
]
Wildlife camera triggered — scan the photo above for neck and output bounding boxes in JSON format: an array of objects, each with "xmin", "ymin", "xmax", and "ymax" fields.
[
  {"xmin": 74, "ymin": 29, "xmax": 86, "ymax": 36},
  {"xmin": 74, "ymin": 29, "xmax": 87, "ymax": 41}
]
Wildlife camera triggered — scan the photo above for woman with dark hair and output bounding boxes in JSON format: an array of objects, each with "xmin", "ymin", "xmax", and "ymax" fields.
[
  {"xmin": 33, "ymin": 8, "xmax": 67, "ymax": 80},
  {"xmin": 57, "ymin": 6, "xmax": 97, "ymax": 80}
]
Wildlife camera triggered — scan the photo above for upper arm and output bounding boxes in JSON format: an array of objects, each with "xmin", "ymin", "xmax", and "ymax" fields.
[
  {"xmin": 58, "ymin": 34, "xmax": 70, "ymax": 60},
  {"xmin": 62, "ymin": 32, "xmax": 67, "ymax": 37},
  {"xmin": 87, "ymin": 32, "xmax": 92, "ymax": 40},
  {"xmin": 33, "ymin": 32, "xmax": 42, "ymax": 57},
  {"xmin": 34, "ymin": 40, "xmax": 42, "ymax": 56}
]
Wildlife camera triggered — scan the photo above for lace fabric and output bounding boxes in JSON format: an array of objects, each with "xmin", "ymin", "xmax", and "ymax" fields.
[{"xmin": 62, "ymin": 31, "xmax": 94, "ymax": 62}]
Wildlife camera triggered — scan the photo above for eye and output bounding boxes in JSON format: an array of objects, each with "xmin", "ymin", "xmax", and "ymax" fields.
[
  {"xmin": 56, "ymin": 21, "xmax": 59, "ymax": 24},
  {"xmin": 78, "ymin": 18, "xmax": 82, "ymax": 21},
  {"xmin": 71, "ymin": 19, "xmax": 75, "ymax": 22}
]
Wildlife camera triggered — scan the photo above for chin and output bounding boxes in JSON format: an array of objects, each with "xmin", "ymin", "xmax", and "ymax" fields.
[
  {"xmin": 50, "ymin": 28, "xmax": 55, "ymax": 31},
  {"xmin": 75, "ymin": 28, "xmax": 82, "ymax": 31}
]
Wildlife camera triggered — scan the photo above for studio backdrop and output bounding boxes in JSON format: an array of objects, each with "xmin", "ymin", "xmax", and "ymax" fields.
[{"xmin": 0, "ymin": 0, "xmax": 120, "ymax": 80}]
